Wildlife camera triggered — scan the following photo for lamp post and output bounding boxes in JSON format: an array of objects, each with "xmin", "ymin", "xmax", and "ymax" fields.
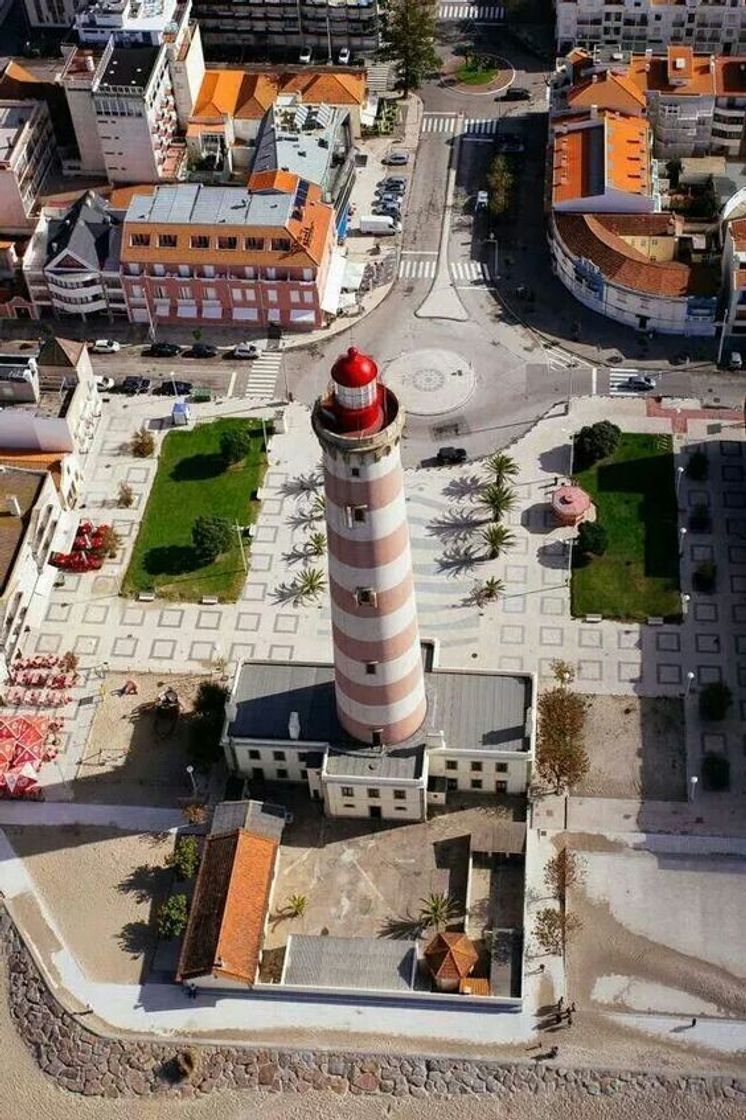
[
  {"xmin": 186, "ymin": 764, "xmax": 197, "ymax": 797},
  {"xmin": 679, "ymin": 526, "xmax": 687, "ymax": 558},
  {"xmin": 676, "ymin": 466, "xmax": 684, "ymax": 497},
  {"xmin": 685, "ymin": 669, "xmax": 695, "ymax": 696},
  {"xmin": 689, "ymin": 774, "xmax": 699, "ymax": 803}
]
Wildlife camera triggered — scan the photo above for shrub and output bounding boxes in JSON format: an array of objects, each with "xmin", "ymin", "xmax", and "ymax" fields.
[
  {"xmin": 92, "ymin": 524, "xmax": 121, "ymax": 559},
  {"xmin": 174, "ymin": 1048, "xmax": 199, "ymax": 1081},
  {"xmin": 533, "ymin": 908, "xmax": 582, "ymax": 955},
  {"xmin": 157, "ymin": 894, "xmax": 188, "ymax": 939},
  {"xmin": 702, "ymin": 752, "xmax": 730, "ymax": 791},
  {"xmin": 131, "ymin": 425, "xmax": 155, "ymax": 458},
  {"xmin": 536, "ymin": 686, "xmax": 590, "ymax": 792},
  {"xmin": 193, "ymin": 680, "xmax": 229, "ymax": 718},
  {"xmin": 693, "ymin": 561, "xmax": 716, "ymax": 593},
  {"xmin": 192, "ymin": 515, "xmax": 233, "ymax": 563},
  {"xmin": 219, "ymin": 426, "xmax": 254, "ymax": 465},
  {"xmin": 699, "ymin": 681, "xmax": 733, "ymax": 721},
  {"xmin": 544, "ymin": 848, "xmax": 584, "ymax": 900},
  {"xmin": 117, "ymin": 482, "xmax": 134, "ymax": 508},
  {"xmin": 166, "ymin": 836, "xmax": 200, "ymax": 880},
  {"xmin": 686, "ymin": 450, "xmax": 708, "ymax": 481},
  {"xmin": 688, "ymin": 503, "xmax": 711, "ymax": 533},
  {"xmin": 577, "ymin": 521, "xmax": 608, "ymax": 557},
  {"xmin": 183, "ymin": 803, "xmax": 207, "ymax": 825},
  {"xmin": 574, "ymin": 421, "xmax": 621, "ymax": 469},
  {"xmin": 59, "ymin": 650, "xmax": 79, "ymax": 673}
]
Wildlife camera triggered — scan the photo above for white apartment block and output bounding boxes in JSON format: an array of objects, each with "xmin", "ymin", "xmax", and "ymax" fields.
[
  {"xmin": 0, "ymin": 101, "xmax": 56, "ymax": 235},
  {"xmin": 556, "ymin": 0, "xmax": 746, "ymax": 56}
]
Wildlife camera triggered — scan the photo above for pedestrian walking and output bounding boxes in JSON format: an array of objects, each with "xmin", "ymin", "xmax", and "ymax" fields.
[
  {"xmin": 548, "ymin": 1046, "xmax": 558, "ymax": 1059},
  {"xmin": 538, "ymin": 964, "xmax": 545, "ymax": 973},
  {"xmin": 690, "ymin": 1017, "xmax": 697, "ymax": 1028},
  {"xmin": 554, "ymin": 1013, "xmax": 563, "ymax": 1025},
  {"xmin": 569, "ymin": 1001, "xmax": 576, "ymax": 1013},
  {"xmin": 566, "ymin": 1013, "xmax": 573, "ymax": 1027},
  {"xmin": 557, "ymin": 996, "xmax": 564, "ymax": 1012}
]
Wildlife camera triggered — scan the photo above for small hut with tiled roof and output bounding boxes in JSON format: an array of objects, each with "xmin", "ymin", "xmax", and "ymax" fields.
[{"xmin": 424, "ymin": 931, "xmax": 479, "ymax": 992}]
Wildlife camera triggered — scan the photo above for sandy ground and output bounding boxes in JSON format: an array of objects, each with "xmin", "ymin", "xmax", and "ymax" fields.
[
  {"xmin": 0, "ymin": 957, "xmax": 743, "ymax": 1120},
  {"xmin": 4, "ymin": 826, "xmax": 174, "ymax": 983},
  {"xmin": 576, "ymin": 695, "xmax": 685, "ymax": 800},
  {"xmin": 75, "ymin": 673, "xmax": 210, "ymax": 806}
]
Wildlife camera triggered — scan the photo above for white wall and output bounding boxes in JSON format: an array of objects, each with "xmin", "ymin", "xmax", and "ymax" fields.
[
  {"xmin": 170, "ymin": 23, "xmax": 205, "ymax": 128},
  {"xmin": 65, "ymin": 87, "xmax": 106, "ymax": 176},
  {"xmin": 230, "ymin": 738, "xmax": 322, "ymax": 783},
  {"xmin": 323, "ymin": 778, "xmax": 424, "ymax": 821},
  {"xmin": 428, "ymin": 752, "xmax": 529, "ymax": 797}
]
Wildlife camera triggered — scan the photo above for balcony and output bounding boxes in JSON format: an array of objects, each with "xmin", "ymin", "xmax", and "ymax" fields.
[{"xmin": 52, "ymin": 294, "xmax": 108, "ymax": 314}]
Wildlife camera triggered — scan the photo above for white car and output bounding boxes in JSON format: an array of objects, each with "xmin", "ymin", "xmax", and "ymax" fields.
[
  {"xmin": 299, "ymin": 46, "xmax": 312, "ymax": 63},
  {"xmin": 234, "ymin": 342, "xmax": 260, "ymax": 360},
  {"xmin": 95, "ymin": 375, "xmax": 115, "ymax": 391},
  {"xmin": 338, "ymin": 48, "xmax": 350, "ymax": 64},
  {"xmin": 90, "ymin": 338, "xmax": 121, "ymax": 354}
]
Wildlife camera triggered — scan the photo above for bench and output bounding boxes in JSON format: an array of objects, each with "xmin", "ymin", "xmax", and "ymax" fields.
[{"xmin": 138, "ymin": 591, "xmax": 155, "ymax": 602}]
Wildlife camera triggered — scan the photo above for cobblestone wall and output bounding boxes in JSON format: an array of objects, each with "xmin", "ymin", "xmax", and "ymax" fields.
[{"xmin": 2, "ymin": 910, "xmax": 744, "ymax": 1103}]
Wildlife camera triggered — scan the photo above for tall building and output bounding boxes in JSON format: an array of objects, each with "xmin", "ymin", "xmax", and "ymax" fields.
[
  {"xmin": 312, "ymin": 347, "xmax": 427, "ymax": 746},
  {"xmin": 192, "ymin": 0, "xmax": 380, "ymax": 58},
  {"xmin": 556, "ymin": 0, "xmax": 746, "ymax": 56},
  {"xmin": 0, "ymin": 101, "xmax": 57, "ymax": 234}
]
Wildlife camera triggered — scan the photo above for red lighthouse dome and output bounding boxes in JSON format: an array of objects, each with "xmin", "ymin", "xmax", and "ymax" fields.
[{"xmin": 326, "ymin": 346, "xmax": 383, "ymax": 434}]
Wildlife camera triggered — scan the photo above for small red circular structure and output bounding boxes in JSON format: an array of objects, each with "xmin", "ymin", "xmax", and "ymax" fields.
[
  {"xmin": 552, "ymin": 484, "xmax": 591, "ymax": 527},
  {"xmin": 331, "ymin": 346, "xmax": 378, "ymax": 388}
]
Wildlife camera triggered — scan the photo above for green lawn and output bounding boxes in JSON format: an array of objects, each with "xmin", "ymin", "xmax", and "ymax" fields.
[
  {"xmin": 123, "ymin": 419, "xmax": 266, "ymax": 602},
  {"xmin": 571, "ymin": 433, "xmax": 680, "ymax": 622},
  {"xmin": 456, "ymin": 61, "xmax": 498, "ymax": 86}
]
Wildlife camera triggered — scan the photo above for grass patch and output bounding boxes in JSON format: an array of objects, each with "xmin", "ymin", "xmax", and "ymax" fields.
[
  {"xmin": 571, "ymin": 433, "xmax": 680, "ymax": 622},
  {"xmin": 123, "ymin": 419, "xmax": 266, "ymax": 602},
  {"xmin": 456, "ymin": 60, "xmax": 498, "ymax": 86}
]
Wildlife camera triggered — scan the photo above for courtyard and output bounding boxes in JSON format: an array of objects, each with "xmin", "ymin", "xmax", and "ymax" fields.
[
  {"xmin": 123, "ymin": 418, "xmax": 266, "ymax": 602},
  {"xmin": 261, "ymin": 791, "xmax": 526, "ymax": 977}
]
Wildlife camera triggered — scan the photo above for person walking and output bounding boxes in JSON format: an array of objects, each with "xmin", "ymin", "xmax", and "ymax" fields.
[
  {"xmin": 557, "ymin": 996, "xmax": 564, "ymax": 1013},
  {"xmin": 548, "ymin": 1046, "xmax": 559, "ymax": 1059},
  {"xmin": 690, "ymin": 1017, "xmax": 697, "ymax": 1028}
]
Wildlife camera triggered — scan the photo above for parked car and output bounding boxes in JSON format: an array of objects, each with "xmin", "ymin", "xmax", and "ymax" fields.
[
  {"xmin": 299, "ymin": 46, "xmax": 312, "ymax": 63},
  {"xmin": 121, "ymin": 376, "xmax": 152, "ymax": 395},
  {"xmin": 379, "ymin": 177, "xmax": 407, "ymax": 193},
  {"xmin": 94, "ymin": 375, "xmax": 115, "ymax": 391},
  {"xmin": 145, "ymin": 341, "xmax": 181, "ymax": 358},
  {"xmin": 436, "ymin": 446, "xmax": 467, "ymax": 465},
  {"xmin": 729, "ymin": 351, "xmax": 743, "ymax": 370},
  {"xmin": 234, "ymin": 342, "xmax": 260, "ymax": 359},
  {"xmin": 496, "ymin": 139, "xmax": 525, "ymax": 154},
  {"xmin": 383, "ymin": 150, "xmax": 409, "ymax": 166},
  {"xmin": 338, "ymin": 47, "xmax": 350, "ymax": 64},
  {"xmin": 157, "ymin": 379, "xmax": 193, "ymax": 396},
  {"xmin": 372, "ymin": 205, "xmax": 401, "ymax": 219},
  {"xmin": 501, "ymin": 86, "xmax": 531, "ymax": 102},
  {"xmin": 375, "ymin": 192, "xmax": 402, "ymax": 207},
  {"xmin": 186, "ymin": 342, "xmax": 218, "ymax": 359},
  {"xmin": 90, "ymin": 338, "xmax": 120, "ymax": 354},
  {"xmin": 625, "ymin": 375, "xmax": 656, "ymax": 392}
]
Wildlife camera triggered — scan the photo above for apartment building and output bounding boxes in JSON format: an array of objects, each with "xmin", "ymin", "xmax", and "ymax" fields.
[
  {"xmin": 23, "ymin": 0, "xmax": 82, "ymax": 28},
  {"xmin": 0, "ymin": 101, "xmax": 57, "ymax": 235},
  {"xmin": 556, "ymin": 0, "xmax": 746, "ymax": 57},
  {"xmin": 23, "ymin": 191, "xmax": 128, "ymax": 321},
  {"xmin": 548, "ymin": 110, "xmax": 719, "ymax": 334},
  {"xmin": 120, "ymin": 177, "xmax": 336, "ymax": 329},
  {"xmin": 0, "ymin": 241, "xmax": 37, "ymax": 321},
  {"xmin": 192, "ymin": 0, "xmax": 380, "ymax": 57}
]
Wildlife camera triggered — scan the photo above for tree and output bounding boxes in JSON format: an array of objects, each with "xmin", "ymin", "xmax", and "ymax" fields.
[
  {"xmin": 481, "ymin": 482, "xmax": 517, "ymax": 521},
  {"xmin": 117, "ymin": 482, "xmax": 134, "ymax": 508},
  {"xmin": 419, "ymin": 892, "xmax": 460, "ymax": 931},
  {"xmin": 92, "ymin": 524, "xmax": 122, "ymax": 559},
  {"xmin": 220, "ymin": 426, "xmax": 254, "ymax": 465},
  {"xmin": 192, "ymin": 515, "xmax": 233, "ymax": 563},
  {"xmin": 577, "ymin": 521, "xmax": 608, "ymax": 557},
  {"xmin": 166, "ymin": 836, "xmax": 200, "ymax": 880},
  {"xmin": 485, "ymin": 451, "xmax": 519, "ymax": 486},
  {"xmin": 550, "ymin": 659, "xmax": 575, "ymax": 687},
  {"xmin": 534, "ymin": 907, "xmax": 582, "ymax": 955},
  {"xmin": 699, "ymin": 681, "xmax": 732, "ymax": 721},
  {"xmin": 189, "ymin": 681, "xmax": 228, "ymax": 771},
  {"xmin": 59, "ymin": 650, "xmax": 79, "ymax": 674},
  {"xmin": 157, "ymin": 894, "xmax": 188, "ymax": 939},
  {"xmin": 702, "ymin": 753, "xmax": 730, "ymax": 791},
  {"xmin": 482, "ymin": 523, "xmax": 516, "ymax": 559},
  {"xmin": 544, "ymin": 848, "xmax": 584, "ymax": 900},
  {"xmin": 536, "ymin": 686, "xmax": 590, "ymax": 793},
  {"xmin": 131, "ymin": 425, "xmax": 155, "ymax": 458},
  {"xmin": 307, "ymin": 531, "xmax": 327, "ymax": 557},
  {"xmin": 286, "ymin": 893, "xmax": 308, "ymax": 918},
  {"xmin": 193, "ymin": 680, "xmax": 229, "ymax": 718},
  {"xmin": 486, "ymin": 153, "xmax": 514, "ymax": 216},
  {"xmin": 574, "ymin": 421, "xmax": 621, "ymax": 469},
  {"xmin": 174, "ymin": 1049, "xmax": 199, "ymax": 1082},
  {"xmin": 297, "ymin": 567, "xmax": 326, "ymax": 602},
  {"xmin": 481, "ymin": 577, "xmax": 505, "ymax": 602},
  {"xmin": 381, "ymin": 0, "xmax": 441, "ymax": 94}
]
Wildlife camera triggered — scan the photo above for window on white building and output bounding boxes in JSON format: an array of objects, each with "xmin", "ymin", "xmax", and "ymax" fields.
[
  {"xmin": 302, "ymin": 290, "xmax": 314, "ymax": 304},
  {"xmin": 368, "ymin": 788, "xmax": 380, "ymax": 799},
  {"xmin": 267, "ymin": 289, "xmax": 278, "ymax": 303},
  {"xmin": 204, "ymin": 287, "xmax": 217, "ymax": 300},
  {"xmin": 290, "ymin": 291, "xmax": 300, "ymax": 303},
  {"xmin": 341, "ymin": 786, "xmax": 354, "ymax": 797},
  {"xmin": 232, "ymin": 289, "xmax": 242, "ymax": 301}
]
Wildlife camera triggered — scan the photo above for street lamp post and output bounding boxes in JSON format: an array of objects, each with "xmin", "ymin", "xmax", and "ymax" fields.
[
  {"xmin": 689, "ymin": 774, "xmax": 699, "ymax": 802},
  {"xmin": 676, "ymin": 466, "xmax": 684, "ymax": 497},
  {"xmin": 186, "ymin": 764, "xmax": 197, "ymax": 797},
  {"xmin": 679, "ymin": 526, "xmax": 687, "ymax": 558},
  {"xmin": 685, "ymin": 669, "xmax": 695, "ymax": 696}
]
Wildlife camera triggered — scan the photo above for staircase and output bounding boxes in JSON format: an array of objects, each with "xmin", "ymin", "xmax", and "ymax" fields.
[{"xmin": 367, "ymin": 62, "xmax": 393, "ymax": 93}]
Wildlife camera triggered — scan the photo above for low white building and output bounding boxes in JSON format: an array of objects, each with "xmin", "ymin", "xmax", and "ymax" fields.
[{"xmin": 222, "ymin": 659, "xmax": 535, "ymax": 822}]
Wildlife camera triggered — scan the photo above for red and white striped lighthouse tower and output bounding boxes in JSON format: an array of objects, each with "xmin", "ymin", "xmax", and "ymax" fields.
[{"xmin": 312, "ymin": 346, "xmax": 427, "ymax": 746}]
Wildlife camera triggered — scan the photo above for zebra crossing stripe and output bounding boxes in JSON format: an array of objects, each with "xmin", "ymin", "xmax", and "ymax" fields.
[
  {"xmin": 245, "ymin": 353, "xmax": 282, "ymax": 398},
  {"xmin": 463, "ymin": 118, "xmax": 499, "ymax": 135},
  {"xmin": 421, "ymin": 116, "xmax": 501, "ymax": 135},
  {"xmin": 450, "ymin": 261, "xmax": 490, "ymax": 282},
  {"xmin": 439, "ymin": 4, "xmax": 504, "ymax": 20},
  {"xmin": 399, "ymin": 257, "xmax": 437, "ymax": 280},
  {"xmin": 421, "ymin": 114, "xmax": 458, "ymax": 134}
]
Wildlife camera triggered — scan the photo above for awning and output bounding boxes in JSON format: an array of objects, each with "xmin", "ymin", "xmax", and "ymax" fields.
[
  {"xmin": 342, "ymin": 260, "xmax": 366, "ymax": 292},
  {"xmin": 320, "ymin": 251, "xmax": 347, "ymax": 315}
]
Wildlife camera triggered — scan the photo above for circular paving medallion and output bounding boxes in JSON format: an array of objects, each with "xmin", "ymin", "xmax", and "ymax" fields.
[{"xmin": 383, "ymin": 349, "xmax": 476, "ymax": 417}]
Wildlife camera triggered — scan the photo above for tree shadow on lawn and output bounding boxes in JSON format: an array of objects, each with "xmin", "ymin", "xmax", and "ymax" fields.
[
  {"xmin": 142, "ymin": 544, "xmax": 202, "ymax": 577},
  {"xmin": 170, "ymin": 452, "xmax": 225, "ymax": 482}
]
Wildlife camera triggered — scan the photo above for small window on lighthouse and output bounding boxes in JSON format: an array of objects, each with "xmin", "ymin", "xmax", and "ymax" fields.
[
  {"xmin": 365, "ymin": 662, "xmax": 378, "ymax": 675},
  {"xmin": 353, "ymin": 506, "xmax": 367, "ymax": 523},
  {"xmin": 355, "ymin": 588, "xmax": 377, "ymax": 607},
  {"xmin": 351, "ymin": 467, "xmax": 360, "ymax": 478}
]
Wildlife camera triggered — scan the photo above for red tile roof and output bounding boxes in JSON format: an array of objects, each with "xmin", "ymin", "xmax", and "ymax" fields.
[
  {"xmin": 554, "ymin": 212, "xmax": 719, "ymax": 298},
  {"xmin": 424, "ymin": 932, "xmax": 478, "ymax": 981},
  {"xmin": 568, "ymin": 71, "xmax": 647, "ymax": 114},
  {"xmin": 176, "ymin": 829, "xmax": 278, "ymax": 985},
  {"xmin": 730, "ymin": 218, "xmax": 746, "ymax": 252}
]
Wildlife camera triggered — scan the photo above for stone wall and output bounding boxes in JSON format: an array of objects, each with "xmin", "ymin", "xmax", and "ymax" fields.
[{"xmin": 1, "ymin": 908, "xmax": 744, "ymax": 1103}]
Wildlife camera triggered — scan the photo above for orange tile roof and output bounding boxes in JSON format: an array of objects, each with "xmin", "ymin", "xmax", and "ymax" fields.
[
  {"xmin": 176, "ymin": 829, "xmax": 278, "ymax": 986},
  {"xmin": 424, "ymin": 932, "xmax": 478, "ymax": 981},
  {"xmin": 3, "ymin": 60, "xmax": 38, "ymax": 84},
  {"xmin": 568, "ymin": 71, "xmax": 646, "ymax": 114},
  {"xmin": 605, "ymin": 113, "xmax": 650, "ymax": 196},
  {"xmin": 667, "ymin": 45, "xmax": 694, "ymax": 83},
  {"xmin": 554, "ymin": 212, "xmax": 719, "ymax": 298},
  {"xmin": 627, "ymin": 53, "xmax": 715, "ymax": 96},
  {"xmin": 458, "ymin": 977, "xmax": 490, "ymax": 996},
  {"xmin": 104, "ymin": 183, "xmax": 156, "ymax": 211},
  {"xmin": 730, "ymin": 218, "xmax": 746, "ymax": 252},
  {"xmin": 279, "ymin": 70, "xmax": 366, "ymax": 106},
  {"xmin": 247, "ymin": 169, "xmax": 299, "ymax": 195},
  {"xmin": 552, "ymin": 127, "xmax": 592, "ymax": 205},
  {"xmin": 192, "ymin": 70, "xmax": 277, "ymax": 122}
]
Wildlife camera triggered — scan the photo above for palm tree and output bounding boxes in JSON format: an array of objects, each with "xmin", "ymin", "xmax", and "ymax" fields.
[
  {"xmin": 481, "ymin": 523, "xmax": 516, "ymax": 560},
  {"xmin": 481, "ymin": 482, "xmax": 517, "ymax": 522},
  {"xmin": 419, "ymin": 892, "xmax": 460, "ymax": 932},
  {"xmin": 310, "ymin": 494, "xmax": 326, "ymax": 521},
  {"xmin": 307, "ymin": 531, "xmax": 327, "ymax": 557},
  {"xmin": 297, "ymin": 567, "xmax": 326, "ymax": 602},
  {"xmin": 286, "ymin": 893, "xmax": 308, "ymax": 918},
  {"xmin": 481, "ymin": 576, "xmax": 505, "ymax": 602},
  {"xmin": 485, "ymin": 452, "xmax": 519, "ymax": 486}
]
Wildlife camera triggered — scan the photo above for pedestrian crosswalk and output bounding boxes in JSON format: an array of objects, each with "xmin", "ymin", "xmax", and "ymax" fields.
[
  {"xmin": 439, "ymin": 4, "xmax": 505, "ymax": 21},
  {"xmin": 451, "ymin": 260, "xmax": 491, "ymax": 283},
  {"xmin": 399, "ymin": 256, "xmax": 437, "ymax": 281},
  {"xmin": 244, "ymin": 351, "xmax": 282, "ymax": 399},
  {"xmin": 421, "ymin": 115, "xmax": 501, "ymax": 135},
  {"xmin": 609, "ymin": 369, "xmax": 646, "ymax": 395}
]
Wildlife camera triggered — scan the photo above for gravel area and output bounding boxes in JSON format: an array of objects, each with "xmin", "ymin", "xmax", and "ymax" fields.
[
  {"xmin": 576, "ymin": 695, "xmax": 686, "ymax": 800},
  {"xmin": 4, "ymin": 827, "xmax": 174, "ymax": 984}
]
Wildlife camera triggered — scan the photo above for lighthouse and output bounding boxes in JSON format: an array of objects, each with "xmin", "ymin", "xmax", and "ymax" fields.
[{"xmin": 312, "ymin": 346, "xmax": 427, "ymax": 746}]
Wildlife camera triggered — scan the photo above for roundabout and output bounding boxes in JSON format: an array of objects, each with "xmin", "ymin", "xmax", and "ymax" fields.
[
  {"xmin": 382, "ymin": 348, "xmax": 476, "ymax": 417},
  {"xmin": 443, "ymin": 53, "xmax": 515, "ymax": 97}
]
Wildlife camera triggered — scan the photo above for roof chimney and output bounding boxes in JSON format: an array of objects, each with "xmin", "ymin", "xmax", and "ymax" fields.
[{"xmin": 6, "ymin": 495, "xmax": 21, "ymax": 518}]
